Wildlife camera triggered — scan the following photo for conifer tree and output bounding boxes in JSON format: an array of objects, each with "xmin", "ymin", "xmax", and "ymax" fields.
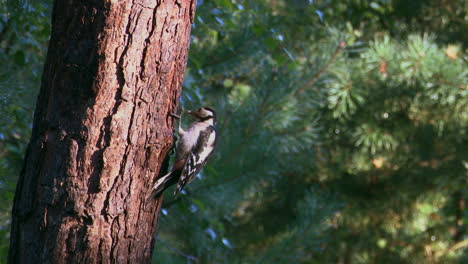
[
  {"xmin": 153, "ymin": 1, "xmax": 467, "ymax": 263},
  {"xmin": 1, "ymin": 0, "xmax": 466, "ymax": 263}
]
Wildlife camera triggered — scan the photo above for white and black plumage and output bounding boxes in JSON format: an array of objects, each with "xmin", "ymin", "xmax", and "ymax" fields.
[{"xmin": 148, "ymin": 107, "xmax": 217, "ymax": 198}]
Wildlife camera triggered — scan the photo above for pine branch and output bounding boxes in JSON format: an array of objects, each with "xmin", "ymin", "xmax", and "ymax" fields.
[
  {"xmin": 157, "ymin": 237, "xmax": 199, "ymax": 262},
  {"xmin": 435, "ymin": 239, "xmax": 468, "ymax": 258},
  {"xmin": 293, "ymin": 41, "xmax": 346, "ymax": 97}
]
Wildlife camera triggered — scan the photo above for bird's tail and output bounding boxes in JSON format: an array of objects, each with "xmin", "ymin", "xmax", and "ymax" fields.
[{"xmin": 147, "ymin": 170, "xmax": 180, "ymax": 200}]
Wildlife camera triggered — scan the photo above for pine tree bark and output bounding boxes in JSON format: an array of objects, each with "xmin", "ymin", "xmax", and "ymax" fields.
[{"xmin": 8, "ymin": 0, "xmax": 196, "ymax": 263}]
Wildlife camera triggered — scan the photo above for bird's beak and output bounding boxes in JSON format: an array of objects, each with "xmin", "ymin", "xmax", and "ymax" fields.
[{"xmin": 186, "ymin": 109, "xmax": 198, "ymax": 118}]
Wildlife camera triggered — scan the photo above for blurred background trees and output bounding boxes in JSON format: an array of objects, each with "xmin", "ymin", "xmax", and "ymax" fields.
[
  {"xmin": 1, "ymin": 0, "xmax": 466, "ymax": 263},
  {"xmin": 0, "ymin": 0, "xmax": 50, "ymax": 259}
]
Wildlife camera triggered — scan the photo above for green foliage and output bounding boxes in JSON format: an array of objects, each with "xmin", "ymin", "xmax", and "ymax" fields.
[
  {"xmin": 316, "ymin": 34, "xmax": 467, "ymax": 263},
  {"xmin": 0, "ymin": 0, "xmax": 51, "ymax": 261},
  {"xmin": 156, "ymin": 1, "xmax": 467, "ymax": 263}
]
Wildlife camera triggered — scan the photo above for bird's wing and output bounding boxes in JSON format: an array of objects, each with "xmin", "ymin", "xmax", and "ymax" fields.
[{"xmin": 175, "ymin": 125, "xmax": 217, "ymax": 194}]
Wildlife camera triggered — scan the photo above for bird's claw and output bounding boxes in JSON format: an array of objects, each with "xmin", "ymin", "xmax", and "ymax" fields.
[
  {"xmin": 169, "ymin": 107, "xmax": 185, "ymax": 119},
  {"xmin": 170, "ymin": 112, "xmax": 181, "ymax": 119}
]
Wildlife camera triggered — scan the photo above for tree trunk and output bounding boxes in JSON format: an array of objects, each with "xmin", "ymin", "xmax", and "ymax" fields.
[{"xmin": 8, "ymin": 0, "xmax": 196, "ymax": 263}]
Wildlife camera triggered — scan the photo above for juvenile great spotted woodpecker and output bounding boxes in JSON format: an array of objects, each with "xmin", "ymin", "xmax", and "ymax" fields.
[{"xmin": 148, "ymin": 107, "xmax": 218, "ymax": 198}]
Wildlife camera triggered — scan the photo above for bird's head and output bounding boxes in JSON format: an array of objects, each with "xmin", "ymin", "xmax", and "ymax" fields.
[{"xmin": 187, "ymin": 107, "xmax": 216, "ymax": 124}]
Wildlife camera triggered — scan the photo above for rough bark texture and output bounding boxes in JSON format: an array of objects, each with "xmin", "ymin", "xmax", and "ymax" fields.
[{"xmin": 9, "ymin": 0, "xmax": 196, "ymax": 263}]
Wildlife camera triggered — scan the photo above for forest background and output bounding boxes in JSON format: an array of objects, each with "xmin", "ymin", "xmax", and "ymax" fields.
[{"xmin": 0, "ymin": 0, "xmax": 466, "ymax": 263}]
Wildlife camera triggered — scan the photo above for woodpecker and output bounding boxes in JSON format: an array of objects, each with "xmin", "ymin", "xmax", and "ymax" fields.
[{"xmin": 148, "ymin": 107, "xmax": 218, "ymax": 198}]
